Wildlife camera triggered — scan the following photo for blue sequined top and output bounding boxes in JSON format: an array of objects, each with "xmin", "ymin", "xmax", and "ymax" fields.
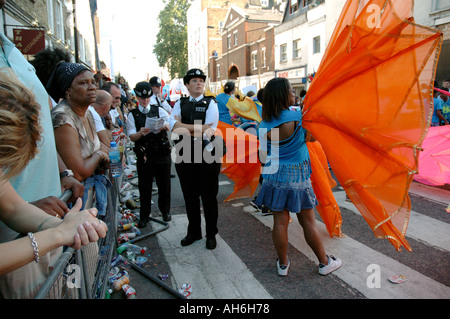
[{"xmin": 258, "ymin": 110, "xmax": 311, "ymax": 183}]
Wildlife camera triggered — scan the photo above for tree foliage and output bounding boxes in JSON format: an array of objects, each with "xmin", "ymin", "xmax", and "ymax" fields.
[{"xmin": 153, "ymin": 0, "xmax": 191, "ymax": 79}]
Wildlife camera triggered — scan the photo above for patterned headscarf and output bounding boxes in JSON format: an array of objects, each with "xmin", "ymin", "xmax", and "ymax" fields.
[{"xmin": 46, "ymin": 62, "xmax": 89, "ymax": 102}]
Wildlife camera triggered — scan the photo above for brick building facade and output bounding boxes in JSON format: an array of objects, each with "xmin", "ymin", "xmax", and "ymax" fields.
[
  {"xmin": 1, "ymin": 0, "xmax": 97, "ymax": 69},
  {"xmin": 209, "ymin": 4, "xmax": 282, "ymax": 92}
]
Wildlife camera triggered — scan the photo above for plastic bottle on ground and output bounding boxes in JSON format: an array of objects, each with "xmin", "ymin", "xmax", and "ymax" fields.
[
  {"xmin": 112, "ymin": 274, "xmax": 130, "ymax": 292},
  {"xmin": 122, "ymin": 284, "xmax": 137, "ymax": 299}
]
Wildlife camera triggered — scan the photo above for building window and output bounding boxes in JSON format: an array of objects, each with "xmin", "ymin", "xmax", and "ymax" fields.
[
  {"xmin": 227, "ymin": 35, "xmax": 231, "ymax": 49},
  {"xmin": 47, "ymin": 0, "xmax": 54, "ymax": 33},
  {"xmin": 252, "ymin": 51, "xmax": 258, "ymax": 70},
  {"xmin": 217, "ymin": 64, "xmax": 220, "ymax": 79},
  {"xmin": 313, "ymin": 36, "xmax": 320, "ymax": 54},
  {"xmin": 301, "ymin": 0, "xmax": 314, "ymax": 8},
  {"xmin": 293, "ymin": 39, "xmax": 301, "ymax": 59},
  {"xmin": 234, "ymin": 33, "xmax": 238, "ymax": 46},
  {"xmin": 54, "ymin": 0, "xmax": 64, "ymax": 40},
  {"xmin": 433, "ymin": 0, "xmax": 450, "ymax": 11},
  {"xmin": 47, "ymin": 0, "xmax": 65, "ymax": 42},
  {"xmin": 280, "ymin": 43, "xmax": 288, "ymax": 62},
  {"xmin": 261, "ymin": 47, "xmax": 266, "ymax": 68},
  {"xmin": 290, "ymin": 0, "xmax": 298, "ymax": 13},
  {"xmin": 78, "ymin": 34, "xmax": 85, "ymax": 61}
]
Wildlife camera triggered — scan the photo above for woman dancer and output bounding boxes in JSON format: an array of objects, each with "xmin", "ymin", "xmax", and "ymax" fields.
[{"xmin": 255, "ymin": 77, "xmax": 341, "ymax": 276}]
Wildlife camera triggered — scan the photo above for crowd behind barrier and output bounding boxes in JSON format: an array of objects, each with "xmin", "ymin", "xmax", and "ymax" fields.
[{"xmin": 34, "ymin": 174, "xmax": 121, "ymax": 299}]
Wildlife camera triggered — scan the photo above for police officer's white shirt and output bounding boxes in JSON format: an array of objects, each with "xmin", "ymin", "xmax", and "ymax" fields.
[
  {"xmin": 150, "ymin": 94, "xmax": 172, "ymax": 114},
  {"xmin": 127, "ymin": 103, "xmax": 170, "ymax": 136},
  {"xmin": 169, "ymin": 94, "xmax": 218, "ymax": 135}
]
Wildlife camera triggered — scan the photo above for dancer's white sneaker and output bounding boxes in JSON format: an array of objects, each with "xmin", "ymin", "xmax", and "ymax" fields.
[
  {"xmin": 277, "ymin": 259, "xmax": 290, "ymax": 277},
  {"xmin": 318, "ymin": 255, "xmax": 341, "ymax": 275}
]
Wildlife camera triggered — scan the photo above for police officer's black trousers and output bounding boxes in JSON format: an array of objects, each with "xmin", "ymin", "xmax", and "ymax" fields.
[
  {"xmin": 175, "ymin": 160, "xmax": 221, "ymax": 238},
  {"xmin": 136, "ymin": 157, "xmax": 171, "ymax": 221}
]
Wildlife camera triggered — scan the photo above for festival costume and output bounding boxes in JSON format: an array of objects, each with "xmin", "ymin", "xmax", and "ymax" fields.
[
  {"xmin": 413, "ymin": 125, "xmax": 450, "ymax": 187},
  {"xmin": 216, "ymin": 93, "xmax": 233, "ymax": 125},
  {"xmin": 255, "ymin": 110, "xmax": 317, "ymax": 213},
  {"xmin": 220, "ymin": 0, "xmax": 442, "ymax": 251}
]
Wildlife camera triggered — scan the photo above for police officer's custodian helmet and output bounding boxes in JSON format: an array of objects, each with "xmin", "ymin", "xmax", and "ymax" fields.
[
  {"xmin": 183, "ymin": 69, "xmax": 206, "ymax": 85},
  {"xmin": 149, "ymin": 76, "xmax": 162, "ymax": 87},
  {"xmin": 134, "ymin": 81, "xmax": 152, "ymax": 98}
]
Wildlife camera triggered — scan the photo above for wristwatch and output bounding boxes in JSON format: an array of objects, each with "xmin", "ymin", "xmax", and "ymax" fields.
[{"xmin": 60, "ymin": 169, "xmax": 74, "ymax": 179}]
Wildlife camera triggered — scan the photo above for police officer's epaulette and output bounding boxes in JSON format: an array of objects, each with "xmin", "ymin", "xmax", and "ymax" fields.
[{"xmin": 203, "ymin": 95, "xmax": 217, "ymax": 103}]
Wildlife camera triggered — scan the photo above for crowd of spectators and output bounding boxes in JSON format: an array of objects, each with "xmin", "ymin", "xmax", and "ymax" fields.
[{"xmin": 0, "ymin": 22, "xmax": 109, "ymax": 298}]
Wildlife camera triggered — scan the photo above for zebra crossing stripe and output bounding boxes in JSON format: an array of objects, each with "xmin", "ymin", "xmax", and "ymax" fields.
[
  {"xmin": 333, "ymin": 190, "xmax": 450, "ymax": 253},
  {"xmin": 155, "ymin": 215, "xmax": 272, "ymax": 299},
  {"xmin": 250, "ymin": 209, "xmax": 450, "ymax": 299}
]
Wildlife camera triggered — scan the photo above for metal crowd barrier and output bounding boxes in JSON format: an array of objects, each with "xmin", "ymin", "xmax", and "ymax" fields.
[
  {"xmin": 34, "ymin": 142, "xmax": 178, "ymax": 299},
  {"xmin": 34, "ymin": 175, "xmax": 121, "ymax": 299}
]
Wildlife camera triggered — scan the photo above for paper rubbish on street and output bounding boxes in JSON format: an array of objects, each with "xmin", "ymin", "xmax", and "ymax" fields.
[{"xmin": 388, "ymin": 275, "xmax": 408, "ymax": 284}]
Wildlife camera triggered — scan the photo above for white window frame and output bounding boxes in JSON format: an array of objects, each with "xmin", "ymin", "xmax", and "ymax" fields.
[
  {"xmin": 290, "ymin": 0, "xmax": 299, "ymax": 14},
  {"xmin": 313, "ymin": 36, "xmax": 320, "ymax": 54},
  {"xmin": 433, "ymin": 0, "xmax": 450, "ymax": 11},
  {"xmin": 280, "ymin": 43, "xmax": 288, "ymax": 62},
  {"xmin": 251, "ymin": 50, "xmax": 258, "ymax": 70},
  {"xmin": 79, "ymin": 34, "xmax": 85, "ymax": 62},
  {"xmin": 47, "ymin": 0, "xmax": 54, "ymax": 33},
  {"xmin": 261, "ymin": 47, "xmax": 266, "ymax": 68},
  {"xmin": 54, "ymin": 0, "xmax": 64, "ymax": 40},
  {"xmin": 293, "ymin": 39, "xmax": 301, "ymax": 59}
]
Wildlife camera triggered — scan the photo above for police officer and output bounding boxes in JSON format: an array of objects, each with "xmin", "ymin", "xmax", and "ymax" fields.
[
  {"xmin": 127, "ymin": 81, "xmax": 172, "ymax": 227},
  {"xmin": 169, "ymin": 69, "xmax": 221, "ymax": 250},
  {"xmin": 149, "ymin": 76, "xmax": 172, "ymax": 114}
]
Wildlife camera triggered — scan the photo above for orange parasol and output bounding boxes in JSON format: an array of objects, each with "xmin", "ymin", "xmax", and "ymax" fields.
[{"xmin": 302, "ymin": 0, "xmax": 443, "ymax": 251}]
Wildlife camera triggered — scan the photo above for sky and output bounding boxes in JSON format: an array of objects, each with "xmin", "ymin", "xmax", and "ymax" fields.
[{"xmin": 96, "ymin": 0, "xmax": 167, "ymax": 88}]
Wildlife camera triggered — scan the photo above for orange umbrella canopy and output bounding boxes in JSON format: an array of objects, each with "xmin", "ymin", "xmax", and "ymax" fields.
[{"xmin": 302, "ymin": 0, "xmax": 442, "ymax": 251}]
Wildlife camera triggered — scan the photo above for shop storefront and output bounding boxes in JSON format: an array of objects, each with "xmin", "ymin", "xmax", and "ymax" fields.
[{"xmin": 276, "ymin": 66, "xmax": 307, "ymax": 96}]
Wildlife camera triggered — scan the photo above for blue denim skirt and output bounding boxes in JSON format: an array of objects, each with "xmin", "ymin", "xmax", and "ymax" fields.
[{"xmin": 255, "ymin": 177, "xmax": 318, "ymax": 213}]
